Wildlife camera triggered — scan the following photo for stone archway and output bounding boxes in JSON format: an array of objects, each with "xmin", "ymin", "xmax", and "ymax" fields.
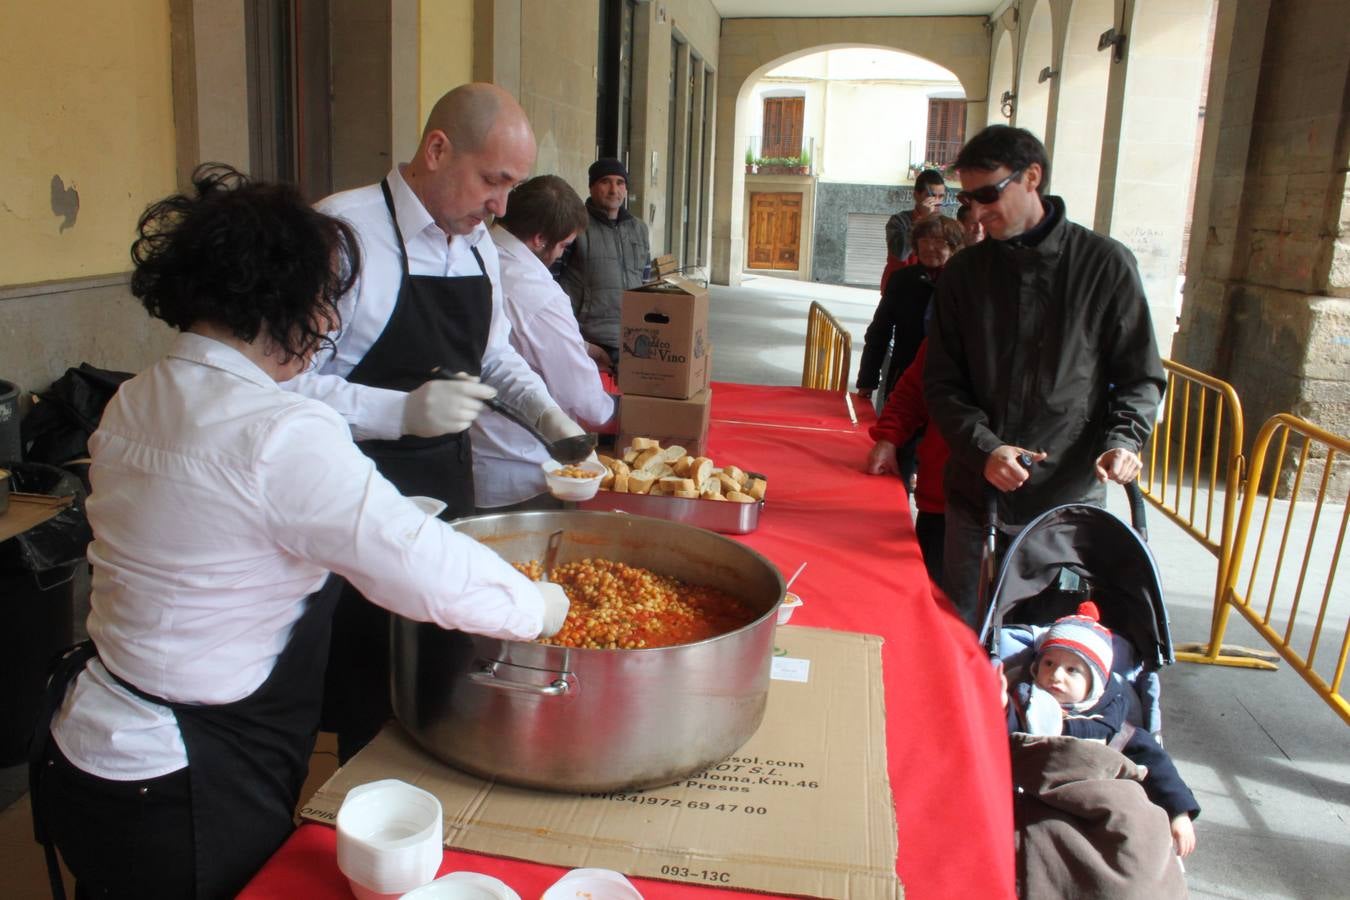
[
  {"xmin": 1052, "ymin": 0, "xmax": 1113, "ymax": 223},
  {"xmin": 1014, "ymin": 0, "xmax": 1054, "ymax": 141},
  {"xmin": 988, "ymin": 29, "xmax": 1015, "ymax": 128},
  {"xmin": 712, "ymin": 17, "xmax": 989, "ymax": 285}
]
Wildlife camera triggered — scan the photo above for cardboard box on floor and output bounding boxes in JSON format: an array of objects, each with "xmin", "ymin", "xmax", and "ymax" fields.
[
  {"xmin": 618, "ymin": 386, "xmax": 712, "ymax": 457},
  {"xmin": 301, "ymin": 627, "xmax": 900, "ymax": 900},
  {"xmin": 618, "ymin": 277, "xmax": 710, "ymax": 399}
]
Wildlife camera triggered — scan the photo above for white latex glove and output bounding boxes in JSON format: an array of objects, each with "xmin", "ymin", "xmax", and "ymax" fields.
[
  {"xmin": 402, "ymin": 374, "xmax": 497, "ymax": 437},
  {"xmin": 535, "ymin": 405, "xmax": 586, "ymax": 441},
  {"xmin": 535, "ymin": 581, "xmax": 571, "ymax": 638}
]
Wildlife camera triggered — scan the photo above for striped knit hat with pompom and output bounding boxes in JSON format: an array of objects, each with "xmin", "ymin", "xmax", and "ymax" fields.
[{"xmin": 1035, "ymin": 600, "xmax": 1114, "ymax": 707}]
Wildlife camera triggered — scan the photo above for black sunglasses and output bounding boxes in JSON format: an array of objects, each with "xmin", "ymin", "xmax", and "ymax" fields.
[{"xmin": 956, "ymin": 169, "xmax": 1024, "ymax": 206}]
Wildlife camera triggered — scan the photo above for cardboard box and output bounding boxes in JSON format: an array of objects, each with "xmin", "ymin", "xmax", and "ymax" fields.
[
  {"xmin": 0, "ymin": 493, "xmax": 72, "ymax": 544},
  {"xmin": 618, "ymin": 387, "xmax": 711, "ymax": 457},
  {"xmin": 618, "ymin": 277, "xmax": 710, "ymax": 399},
  {"xmin": 301, "ymin": 627, "xmax": 900, "ymax": 900}
]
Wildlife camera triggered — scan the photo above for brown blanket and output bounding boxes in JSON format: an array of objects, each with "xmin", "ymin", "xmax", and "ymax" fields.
[{"xmin": 1011, "ymin": 733, "xmax": 1187, "ymax": 900}]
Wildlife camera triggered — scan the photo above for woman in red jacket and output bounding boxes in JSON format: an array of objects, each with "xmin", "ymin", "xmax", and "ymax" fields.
[{"xmin": 864, "ymin": 340, "xmax": 948, "ymax": 584}]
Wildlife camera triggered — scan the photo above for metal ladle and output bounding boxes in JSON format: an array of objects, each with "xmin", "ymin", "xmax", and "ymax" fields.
[{"xmin": 429, "ymin": 368, "xmax": 598, "ymax": 464}]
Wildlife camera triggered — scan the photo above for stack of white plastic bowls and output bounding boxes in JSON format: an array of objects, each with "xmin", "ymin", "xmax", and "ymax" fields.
[
  {"xmin": 540, "ymin": 868, "xmax": 644, "ymax": 900},
  {"xmin": 336, "ymin": 779, "xmax": 445, "ymax": 899},
  {"xmin": 400, "ymin": 870, "xmax": 521, "ymax": 899}
]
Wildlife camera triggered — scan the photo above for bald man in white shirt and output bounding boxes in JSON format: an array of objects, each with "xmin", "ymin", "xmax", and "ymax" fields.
[
  {"xmin": 287, "ymin": 84, "xmax": 587, "ymax": 759},
  {"xmin": 474, "ymin": 175, "xmax": 617, "ymax": 510}
]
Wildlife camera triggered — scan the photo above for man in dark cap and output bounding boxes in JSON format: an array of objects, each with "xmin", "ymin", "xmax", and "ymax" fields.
[{"xmin": 558, "ymin": 158, "xmax": 652, "ymax": 372}]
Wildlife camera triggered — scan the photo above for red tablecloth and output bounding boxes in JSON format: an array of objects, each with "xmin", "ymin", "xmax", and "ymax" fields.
[{"xmin": 240, "ymin": 384, "xmax": 1014, "ymax": 900}]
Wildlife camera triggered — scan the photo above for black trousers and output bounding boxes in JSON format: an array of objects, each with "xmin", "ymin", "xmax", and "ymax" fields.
[
  {"xmin": 38, "ymin": 742, "xmax": 195, "ymax": 899},
  {"xmin": 914, "ymin": 511, "xmax": 945, "ymax": 587}
]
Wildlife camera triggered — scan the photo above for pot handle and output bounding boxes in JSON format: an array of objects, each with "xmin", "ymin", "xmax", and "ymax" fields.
[{"xmin": 467, "ymin": 659, "xmax": 573, "ymax": 697}]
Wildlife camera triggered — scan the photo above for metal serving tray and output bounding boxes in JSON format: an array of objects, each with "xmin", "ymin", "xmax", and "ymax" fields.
[{"xmin": 576, "ymin": 489, "xmax": 763, "ymax": 534}]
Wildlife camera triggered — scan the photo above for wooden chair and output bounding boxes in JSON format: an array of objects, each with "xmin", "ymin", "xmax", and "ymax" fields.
[{"xmin": 801, "ymin": 301, "xmax": 852, "ymax": 392}]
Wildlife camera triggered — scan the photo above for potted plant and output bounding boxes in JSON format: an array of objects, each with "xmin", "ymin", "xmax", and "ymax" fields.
[
  {"xmin": 745, "ymin": 145, "xmax": 756, "ymax": 174},
  {"xmin": 795, "ymin": 148, "xmax": 811, "ymax": 175}
]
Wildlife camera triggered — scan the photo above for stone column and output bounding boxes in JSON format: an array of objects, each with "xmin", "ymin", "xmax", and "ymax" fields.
[
  {"xmin": 1173, "ymin": 0, "xmax": 1350, "ymax": 448},
  {"xmin": 1093, "ymin": 0, "xmax": 1213, "ymax": 357}
]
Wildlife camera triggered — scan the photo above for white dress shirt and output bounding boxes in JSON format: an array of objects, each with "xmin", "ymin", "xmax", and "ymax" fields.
[
  {"xmin": 51, "ymin": 333, "xmax": 544, "ymax": 780},
  {"xmin": 472, "ymin": 226, "xmax": 618, "ymax": 507},
  {"xmin": 284, "ymin": 166, "xmax": 555, "ymax": 439}
]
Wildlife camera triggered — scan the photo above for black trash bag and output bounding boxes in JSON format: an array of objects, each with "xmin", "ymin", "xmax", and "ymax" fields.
[
  {"xmin": 21, "ymin": 363, "xmax": 132, "ymax": 468},
  {"xmin": 0, "ymin": 461, "xmax": 91, "ymax": 576}
]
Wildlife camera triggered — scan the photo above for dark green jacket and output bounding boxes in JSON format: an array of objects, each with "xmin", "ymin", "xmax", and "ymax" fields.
[
  {"xmin": 924, "ymin": 196, "xmax": 1165, "ymax": 524},
  {"xmin": 559, "ymin": 200, "xmax": 650, "ymax": 350}
]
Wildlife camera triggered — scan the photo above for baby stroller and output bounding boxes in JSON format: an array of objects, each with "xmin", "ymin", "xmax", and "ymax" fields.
[
  {"xmin": 977, "ymin": 481, "xmax": 1189, "ymax": 899},
  {"xmin": 977, "ymin": 479, "xmax": 1174, "ymax": 736}
]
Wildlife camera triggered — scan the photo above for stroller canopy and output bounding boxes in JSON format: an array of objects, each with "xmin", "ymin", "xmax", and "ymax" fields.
[{"xmin": 979, "ymin": 502, "xmax": 1173, "ymax": 669}]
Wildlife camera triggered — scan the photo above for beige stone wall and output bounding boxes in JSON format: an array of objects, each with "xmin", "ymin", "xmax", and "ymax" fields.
[
  {"xmin": 518, "ymin": 0, "xmax": 601, "ymax": 189},
  {"xmin": 0, "ymin": 278, "xmax": 175, "ymax": 409},
  {"xmin": 629, "ymin": 0, "xmax": 721, "ymax": 262},
  {"xmin": 713, "ymin": 16, "xmax": 990, "ymax": 285},
  {"xmin": 1, "ymin": 2, "xmax": 181, "ymax": 399},
  {"xmin": 1174, "ymin": 0, "xmax": 1350, "ymax": 444}
]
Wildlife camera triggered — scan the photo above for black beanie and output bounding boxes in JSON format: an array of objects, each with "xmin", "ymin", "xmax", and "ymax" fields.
[{"xmin": 589, "ymin": 158, "xmax": 629, "ymax": 186}]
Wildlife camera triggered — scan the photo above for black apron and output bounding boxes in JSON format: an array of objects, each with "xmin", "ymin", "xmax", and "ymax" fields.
[
  {"xmin": 320, "ymin": 178, "xmax": 493, "ymax": 747},
  {"xmin": 30, "ymin": 576, "xmax": 344, "ymax": 899}
]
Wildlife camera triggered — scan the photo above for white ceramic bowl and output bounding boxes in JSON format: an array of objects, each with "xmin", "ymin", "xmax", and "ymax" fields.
[
  {"xmin": 336, "ymin": 779, "xmax": 444, "ymax": 898},
  {"xmin": 542, "ymin": 459, "xmax": 607, "ymax": 501},
  {"xmin": 776, "ymin": 591, "xmax": 804, "ymax": 625},
  {"xmin": 540, "ymin": 867, "xmax": 644, "ymax": 900},
  {"xmin": 400, "ymin": 871, "xmax": 521, "ymax": 900}
]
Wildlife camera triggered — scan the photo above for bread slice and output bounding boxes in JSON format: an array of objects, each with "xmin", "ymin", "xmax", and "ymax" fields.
[
  {"xmin": 627, "ymin": 471, "xmax": 656, "ymax": 494},
  {"xmin": 634, "ymin": 447, "xmax": 663, "ymax": 471},
  {"xmin": 660, "ymin": 445, "xmax": 687, "ymax": 463},
  {"xmin": 690, "ymin": 457, "xmax": 713, "ymax": 488},
  {"xmin": 722, "ymin": 465, "xmax": 747, "ymax": 487},
  {"xmin": 612, "ymin": 470, "xmax": 629, "ymax": 493},
  {"xmin": 726, "ymin": 490, "xmax": 756, "ymax": 503},
  {"xmin": 629, "ymin": 437, "xmax": 661, "ymax": 451},
  {"xmin": 716, "ymin": 472, "xmax": 741, "ymax": 494},
  {"xmin": 747, "ymin": 477, "xmax": 767, "ymax": 501},
  {"xmin": 673, "ymin": 489, "xmax": 700, "ymax": 498},
  {"xmin": 659, "ymin": 476, "xmax": 697, "ymax": 494},
  {"xmin": 672, "ymin": 455, "xmax": 695, "ymax": 477}
]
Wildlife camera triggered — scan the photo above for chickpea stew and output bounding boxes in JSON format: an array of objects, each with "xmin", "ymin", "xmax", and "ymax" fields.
[{"xmin": 514, "ymin": 558, "xmax": 760, "ymax": 650}]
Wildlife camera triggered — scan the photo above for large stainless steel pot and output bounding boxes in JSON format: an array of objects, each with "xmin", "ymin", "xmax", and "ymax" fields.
[{"xmin": 391, "ymin": 510, "xmax": 785, "ymax": 793}]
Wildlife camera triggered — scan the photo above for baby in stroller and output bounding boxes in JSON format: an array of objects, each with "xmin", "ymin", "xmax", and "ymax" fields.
[{"xmin": 1003, "ymin": 601, "xmax": 1199, "ymax": 856}]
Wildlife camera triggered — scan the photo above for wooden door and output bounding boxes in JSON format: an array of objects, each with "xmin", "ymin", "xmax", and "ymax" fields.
[{"xmin": 748, "ymin": 192, "xmax": 802, "ymax": 271}]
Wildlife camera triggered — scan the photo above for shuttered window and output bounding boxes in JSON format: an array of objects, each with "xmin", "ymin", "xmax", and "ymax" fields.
[
  {"xmin": 762, "ymin": 96, "xmax": 804, "ymax": 159},
  {"xmin": 843, "ymin": 213, "xmax": 889, "ymax": 287},
  {"xmin": 925, "ymin": 99, "xmax": 967, "ymax": 166}
]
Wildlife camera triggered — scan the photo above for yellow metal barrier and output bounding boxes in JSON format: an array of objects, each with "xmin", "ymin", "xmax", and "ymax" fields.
[
  {"xmin": 1142, "ymin": 361, "xmax": 1245, "ymax": 576},
  {"xmin": 802, "ymin": 301, "xmax": 852, "ymax": 392},
  {"xmin": 1200, "ymin": 414, "xmax": 1350, "ymax": 725}
]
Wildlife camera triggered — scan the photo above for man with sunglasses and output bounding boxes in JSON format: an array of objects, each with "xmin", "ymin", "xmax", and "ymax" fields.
[{"xmin": 924, "ymin": 125, "xmax": 1166, "ymax": 629}]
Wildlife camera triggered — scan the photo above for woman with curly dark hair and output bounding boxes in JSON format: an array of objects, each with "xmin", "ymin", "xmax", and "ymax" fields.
[{"xmin": 29, "ymin": 165, "xmax": 569, "ymax": 899}]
